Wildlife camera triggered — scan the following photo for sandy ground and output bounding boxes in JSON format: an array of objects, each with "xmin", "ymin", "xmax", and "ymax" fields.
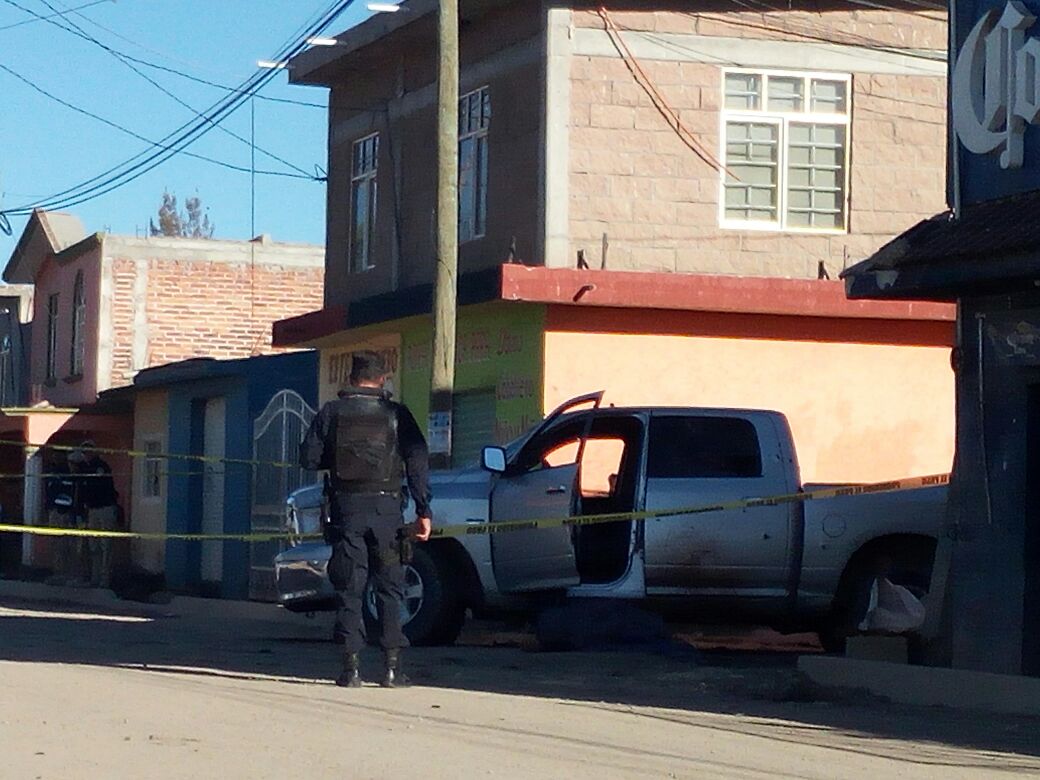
[{"xmin": 1, "ymin": 591, "xmax": 1039, "ymax": 779}]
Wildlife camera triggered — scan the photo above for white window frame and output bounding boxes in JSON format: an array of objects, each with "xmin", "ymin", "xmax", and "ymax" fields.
[
  {"xmin": 719, "ymin": 68, "xmax": 852, "ymax": 235},
  {"xmin": 349, "ymin": 132, "xmax": 379, "ymax": 273},
  {"xmin": 458, "ymin": 86, "xmax": 491, "ymax": 243},
  {"xmin": 140, "ymin": 438, "xmax": 164, "ymax": 502}
]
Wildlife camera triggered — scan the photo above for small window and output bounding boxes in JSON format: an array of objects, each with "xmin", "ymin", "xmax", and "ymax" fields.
[
  {"xmin": 70, "ymin": 271, "xmax": 85, "ymax": 376},
  {"xmin": 349, "ymin": 133, "xmax": 379, "ymax": 273},
  {"xmin": 647, "ymin": 416, "xmax": 762, "ymax": 479},
  {"xmin": 458, "ymin": 87, "xmax": 491, "ymax": 242},
  {"xmin": 142, "ymin": 440, "xmax": 163, "ymax": 499},
  {"xmin": 721, "ymin": 69, "xmax": 850, "ymax": 233},
  {"xmin": 45, "ymin": 293, "xmax": 59, "ymax": 383}
]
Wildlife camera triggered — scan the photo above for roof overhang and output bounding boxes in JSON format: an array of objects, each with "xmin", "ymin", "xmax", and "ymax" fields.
[
  {"xmin": 843, "ymin": 189, "xmax": 1040, "ymax": 302},
  {"xmin": 275, "ymin": 265, "xmax": 955, "ymax": 348},
  {"xmin": 3, "ymin": 209, "xmax": 90, "ymax": 284},
  {"xmin": 288, "ymin": 0, "xmax": 516, "ymax": 87}
]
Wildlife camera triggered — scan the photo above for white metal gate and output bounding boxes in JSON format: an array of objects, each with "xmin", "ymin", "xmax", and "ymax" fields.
[{"xmin": 250, "ymin": 389, "xmax": 316, "ymax": 600}]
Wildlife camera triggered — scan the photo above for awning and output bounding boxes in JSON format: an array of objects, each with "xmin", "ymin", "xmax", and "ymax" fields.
[{"xmin": 842, "ymin": 189, "xmax": 1040, "ymax": 302}]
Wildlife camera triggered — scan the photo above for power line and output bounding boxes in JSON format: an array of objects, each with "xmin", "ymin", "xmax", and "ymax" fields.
[
  {"xmin": 0, "ymin": 62, "xmax": 316, "ymax": 179},
  {"xmin": 24, "ymin": 0, "xmax": 314, "ymax": 178},
  {"xmin": 42, "ymin": 0, "xmax": 332, "ymax": 110},
  {"xmin": 0, "ymin": 0, "xmax": 108, "ymax": 31},
  {"xmin": 0, "ymin": 0, "xmax": 356, "ymax": 225}
]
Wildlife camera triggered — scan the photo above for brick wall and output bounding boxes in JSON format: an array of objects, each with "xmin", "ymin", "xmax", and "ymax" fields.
[
  {"xmin": 105, "ymin": 238, "xmax": 324, "ymax": 390},
  {"xmin": 567, "ymin": 6, "xmax": 948, "ymax": 278}
]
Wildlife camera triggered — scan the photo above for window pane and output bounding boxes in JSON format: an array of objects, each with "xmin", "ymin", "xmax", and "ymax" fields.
[
  {"xmin": 788, "ymin": 189, "xmax": 812, "ymax": 209},
  {"xmin": 475, "ymin": 135, "xmax": 488, "ymax": 237},
  {"xmin": 786, "ymin": 122, "xmax": 846, "ymax": 230},
  {"xmin": 481, "ymin": 89, "xmax": 492, "ymax": 127},
  {"xmin": 811, "ymin": 79, "xmax": 847, "ymax": 113},
  {"xmin": 725, "ymin": 122, "xmax": 778, "ymax": 222},
  {"xmin": 767, "ymin": 76, "xmax": 804, "ymax": 112},
  {"xmin": 724, "ymin": 73, "xmax": 761, "ymax": 110},
  {"xmin": 647, "ymin": 417, "xmax": 763, "ymax": 479},
  {"xmin": 351, "ymin": 181, "xmax": 371, "ymax": 270}
]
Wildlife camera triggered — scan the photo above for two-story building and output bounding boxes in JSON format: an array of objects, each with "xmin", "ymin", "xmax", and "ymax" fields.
[
  {"xmin": 275, "ymin": 0, "xmax": 957, "ymax": 485},
  {"xmin": 0, "ymin": 209, "xmax": 325, "ymax": 576}
]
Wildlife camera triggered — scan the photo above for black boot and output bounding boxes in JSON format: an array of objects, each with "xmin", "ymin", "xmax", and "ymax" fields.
[
  {"xmin": 381, "ymin": 649, "xmax": 411, "ymax": 688},
  {"xmin": 336, "ymin": 651, "xmax": 362, "ymax": 688}
]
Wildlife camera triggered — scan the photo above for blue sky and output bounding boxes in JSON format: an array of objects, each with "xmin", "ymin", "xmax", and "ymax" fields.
[{"xmin": 0, "ymin": 0, "xmax": 373, "ymax": 260}]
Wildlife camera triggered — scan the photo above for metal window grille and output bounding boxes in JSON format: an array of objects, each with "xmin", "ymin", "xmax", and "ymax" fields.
[
  {"xmin": 721, "ymin": 70, "xmax": 850, "ymax": 233},
  {"xmin": 459, "ymin": 87, "xmax": 491, "ymax": 243},
  {"xmin": 350, "ymin": 133, "xmax": 379, "ymax": 273},
  {"xmin": 143, "ymin": 440, "xmax": 162, "ymax": 499},
  {"xmin": 46, "ymin": 293, "xmax": 59, "ymax": 382}
]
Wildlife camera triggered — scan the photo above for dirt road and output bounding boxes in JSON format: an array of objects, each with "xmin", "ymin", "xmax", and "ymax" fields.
[{"xmin": 1, "ymin": 589, "xmax": 1037, "ymax": 779}]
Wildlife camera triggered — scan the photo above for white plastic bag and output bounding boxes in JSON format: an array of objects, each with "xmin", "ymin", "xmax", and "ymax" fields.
[{"xmin": 857, "ymin": 576, "xmax": 926, "ymax": 634}]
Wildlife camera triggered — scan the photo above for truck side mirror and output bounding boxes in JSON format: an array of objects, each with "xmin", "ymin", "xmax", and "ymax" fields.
[{"xmin": 481, "ymin": 446, "xmax": 507, "ymax": 474}]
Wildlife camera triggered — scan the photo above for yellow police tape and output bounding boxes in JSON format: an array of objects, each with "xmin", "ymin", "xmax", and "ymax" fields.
[
  {"xmin": 0, "ymin": 473, "xmax": 950, "ymax": 543},
  {"xmin": 0, "ymin": 439, "xmax": 298, "ymax": 470}
]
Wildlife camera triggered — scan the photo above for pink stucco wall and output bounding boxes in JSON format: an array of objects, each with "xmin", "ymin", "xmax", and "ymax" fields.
[{"xmin": 29, "ymin": 248, "xmax": 103, "ymax": 408}]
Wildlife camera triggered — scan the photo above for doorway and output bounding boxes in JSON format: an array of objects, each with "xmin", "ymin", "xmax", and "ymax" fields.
[
  {"xmin": 200, "ymin": 397, "xmax": 226, "ymax": 587},
  {"xmin": 1025, "ymin": 385, "xmax": 1040, "ymax": 676}
]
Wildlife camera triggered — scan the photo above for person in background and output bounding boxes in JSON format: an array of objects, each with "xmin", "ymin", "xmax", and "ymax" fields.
[
  {"xmin": 44, "ymin": 451, "xmax": 80, "ymax": 586},
  {"xmin": 69, "ymin": 441, "xmax": 120, "ymax": 589}
]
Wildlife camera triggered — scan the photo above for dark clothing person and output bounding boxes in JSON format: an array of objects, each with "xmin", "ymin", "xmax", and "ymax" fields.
[
  {"xmin": 300, "ymin": 375, "xmax": 431, "ymax": 688},
  {"xmin": 69, "ymin": 446, "xmax": 120, "ymax": 589},
  {"xmin": 75, "ymin": 456, "xmax": 118, "ymax": 510},
  {"xmin": 44, "ymin": 459, "xmax": 81, "ymax": 584}
]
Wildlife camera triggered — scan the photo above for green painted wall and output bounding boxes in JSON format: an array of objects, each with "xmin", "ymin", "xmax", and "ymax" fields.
[{"xmin": 398, "ymin": 302, "xmax": 545, "ymax": 447}]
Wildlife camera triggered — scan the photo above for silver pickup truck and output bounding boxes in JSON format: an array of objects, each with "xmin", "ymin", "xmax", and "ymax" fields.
[{"xmin": 275, "ymin": 391, "xmax": 946, "ymax": 648}]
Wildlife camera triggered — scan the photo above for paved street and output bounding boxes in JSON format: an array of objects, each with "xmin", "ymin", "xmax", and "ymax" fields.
[{"xmin": 1, "ymin": 588, "xmax": 1038, "ymax": 779}]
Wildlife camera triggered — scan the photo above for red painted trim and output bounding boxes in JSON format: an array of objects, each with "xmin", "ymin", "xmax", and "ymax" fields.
[
  {"xmin": 501, "ymin": 265, "xmax": 955, "ymax": 322},
  {"xmin": 272, "ymin": 305, "xmax": 347, "ymax": 347},
  {"xmin": 546, "ymin": 306, "xmax": 955, "ymax": 348}
]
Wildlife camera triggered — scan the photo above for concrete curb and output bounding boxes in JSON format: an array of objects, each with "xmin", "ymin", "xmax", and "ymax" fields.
[
  {"xmin": 798, "ymin": 655, "xmax": 1040, "ymax": 718},
  {"xmin": 0, "ymin": 578, "xmax": 319, "ymax": 627}
]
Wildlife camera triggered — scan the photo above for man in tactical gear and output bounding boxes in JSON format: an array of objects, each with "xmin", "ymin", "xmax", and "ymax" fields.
[{"xmin": 299, "ymin": 351, "xmax": 432, "ymax": 688}]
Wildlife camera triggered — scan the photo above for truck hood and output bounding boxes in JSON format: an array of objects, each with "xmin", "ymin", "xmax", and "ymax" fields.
[{"xmin": 286, "ymin": 467, "xmax": 491, "ymax": 521}]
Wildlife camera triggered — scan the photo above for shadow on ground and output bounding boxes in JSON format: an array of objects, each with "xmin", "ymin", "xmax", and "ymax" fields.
[{"xmin": 2, "ymin": 592, "xmax": 1038, "ymax": 771}]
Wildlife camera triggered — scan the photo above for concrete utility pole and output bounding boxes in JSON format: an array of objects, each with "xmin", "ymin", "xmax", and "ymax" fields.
[{"xmin": 429, "ymin": 0, "xmax": 459, "ymax": 470}]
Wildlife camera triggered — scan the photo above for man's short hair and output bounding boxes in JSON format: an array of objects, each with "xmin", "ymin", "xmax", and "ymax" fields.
[{"xmin": 349, "ymin": 351, "xmax": 388, "ymax": 384}]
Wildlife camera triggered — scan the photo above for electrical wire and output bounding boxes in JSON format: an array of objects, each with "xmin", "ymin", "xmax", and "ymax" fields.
[
  {"xmin": 21, "ymin": 0, "xmax": 315, "ymax": 178},
  {"xmin": 0, "ymin": 0, "xmax": 356, "ymax": 227},
  {"xmin": 0, "ymin": 62, "xmax": 316, "ymax": 179},
  {"xmin": 0, "ymin": 0, "xmax": 107, "ymax": 30},
  {"xmin": 686, "ymin": 11, "xmax": 946, "ymax": 65},
  {"xmin": 598, "ymin": 7, "xmax": 729, "ymax": 175}
]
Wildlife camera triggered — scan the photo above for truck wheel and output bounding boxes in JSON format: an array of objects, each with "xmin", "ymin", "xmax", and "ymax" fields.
[
  {"xmin": 363, "ymin": 545, "xmax": 466, "ymax": 646},
  {"xmin": 820, "ymin": 541, "xmax": 935, "ymax": 655}
]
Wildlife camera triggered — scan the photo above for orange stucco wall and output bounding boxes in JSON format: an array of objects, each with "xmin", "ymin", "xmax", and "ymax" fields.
[{"xmin": 543, "ymin": 308, "xmax": 955, "ymax": 484}]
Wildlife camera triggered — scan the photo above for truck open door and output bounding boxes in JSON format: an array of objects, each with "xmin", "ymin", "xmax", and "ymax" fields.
[{"xmin": 486, "ymin": 392, "xmax": 603, "ymax": 592}]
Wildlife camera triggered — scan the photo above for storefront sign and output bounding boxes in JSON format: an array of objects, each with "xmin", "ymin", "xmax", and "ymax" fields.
[
  {"xmin": 319, "ymin": 335, "xmax": 401, "ymax": 405},
  {"xmin": 953, "ymin": 0, "xmax": 1040, "ymax": 169}
]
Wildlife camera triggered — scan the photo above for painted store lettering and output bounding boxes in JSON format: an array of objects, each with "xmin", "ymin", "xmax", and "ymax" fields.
[{"xmin": 953, "ymin": 0, "xmax": 1040, "ymax": 168}]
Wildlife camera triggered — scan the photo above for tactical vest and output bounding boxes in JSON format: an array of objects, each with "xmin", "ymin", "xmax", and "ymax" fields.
[{"xmin": 333, "ymin": 392, "xmax": 403, "ymax": 494}]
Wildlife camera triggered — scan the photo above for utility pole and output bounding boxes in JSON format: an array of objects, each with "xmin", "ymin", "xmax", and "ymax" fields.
[{"xmin": 429, "ymin": 0, "xmax": 459, "ymax": 470}]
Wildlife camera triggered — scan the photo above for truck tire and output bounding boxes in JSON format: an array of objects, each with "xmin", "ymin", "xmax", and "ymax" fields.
[
  {"xmin": 819, "ymin": 539, "xmax": 935, "ymax": 655},
  {"xmin": 363, "ymin": 545, "xmax": 466, "ymax": 647}
]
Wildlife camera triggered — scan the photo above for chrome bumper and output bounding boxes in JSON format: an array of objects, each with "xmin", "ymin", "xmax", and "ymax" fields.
[{"xmin": 273, "ymin": 543, "xmax": 335, "ymax": 607}]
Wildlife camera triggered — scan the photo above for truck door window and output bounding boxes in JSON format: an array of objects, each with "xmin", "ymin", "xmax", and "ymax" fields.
[
  {"xmin": 580, "ymin": 438, "xmax": 626, "ymax": 497},
  {"xmin": 648, "ymin": 416, "xmax": 762, "ymax": 478},
  {"xmin": 513, "ymin": 416, "xmax": 585, "ymax": 473}
]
